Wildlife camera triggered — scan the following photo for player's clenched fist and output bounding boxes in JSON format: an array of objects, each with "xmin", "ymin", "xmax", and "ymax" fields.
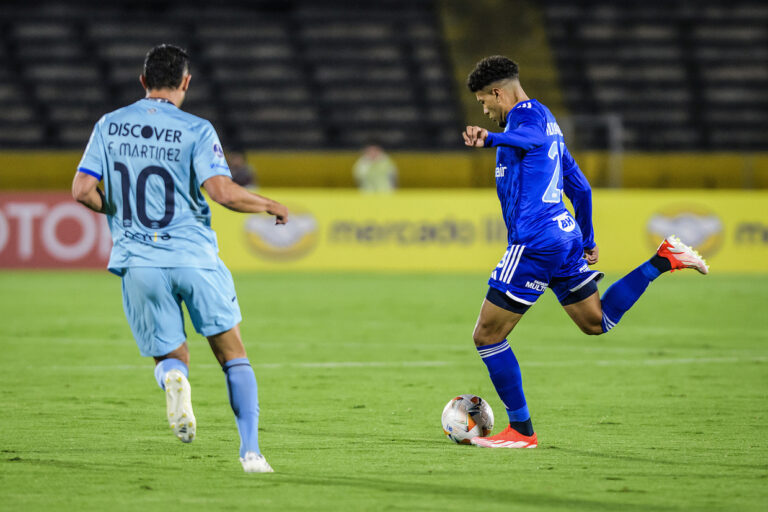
[
  {"xmin": 584, "ymin": 245, "xmax": 599, "ymax": 265},
  {"xmin": 463, "ymin": 126, "xmax": 488, "ymax": 147},
  {"xmin": 267, "ymin": 201, "xmax": 289, "ymax": 225}
]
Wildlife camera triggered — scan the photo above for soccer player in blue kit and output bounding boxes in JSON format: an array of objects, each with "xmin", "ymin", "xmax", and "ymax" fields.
[
  {"xmin": 72, "ymin": 45, "xmax": 288, "ymax": 472},
  {"xmin": 462, "ymin": 56, "xmax": 708, "ymax": 448}
]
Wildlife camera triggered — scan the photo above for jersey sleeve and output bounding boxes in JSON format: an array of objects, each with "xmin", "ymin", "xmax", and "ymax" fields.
[
  {"xmin": 562, "ymin": 145, "xmax": 596, "ymax": 250},
  {"xmin": 484, "ymin": 109, "xmax": 546, "ymax": 151},
  {"xmin": 192, "ymin": 121, "xmax": 232, "ymax": 187},
  {"xmin": 77, "ymin": 119, "xmax": 106, "ymax": 180}
]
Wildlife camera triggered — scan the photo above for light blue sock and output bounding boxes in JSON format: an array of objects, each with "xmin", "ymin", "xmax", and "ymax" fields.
[
  {"xmin": 601, "ymin": 260, "xmax": 661, "ymax": 332},
  {"xmin": 223, "ymin": 358, "xmax": 260, "ymax": 458},
  {"xmin": 153, "ymin": 358, "xmax": 189, "ymax": 390},
  {"xmin": 477, "ymin": 340, "xmax": 530, "ymax": 423}
]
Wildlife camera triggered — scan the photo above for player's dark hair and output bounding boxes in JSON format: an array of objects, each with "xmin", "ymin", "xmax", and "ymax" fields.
[
  {"xmin": 467, "ymin": 56, "xmax": 519, "ymax": 92},
  {"xmin": 143, "ymin": 44, "xmax": 190, "ymax": 90}
]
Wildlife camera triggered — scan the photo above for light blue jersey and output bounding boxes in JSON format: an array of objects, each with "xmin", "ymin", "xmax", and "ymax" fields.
[{"xmin": 78, "ymin": 98, "xmax": 232, "ymax": 276}]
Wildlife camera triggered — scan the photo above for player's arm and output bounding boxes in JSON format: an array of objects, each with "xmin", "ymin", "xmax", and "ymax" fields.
[
  {"xmin": 562, "ymin": 145, "xmax": 598, "ymax": 264},
  {"xmin": 203, "ymin": 175, "xmax": 288, "ymax": 224},
  {"xmin": 463, "ymin": 112, "xmax": 545, "ymax": 151},
  {"xmin": 72, "ymin": 171, "xmax": 107, "ymax": 214},
  {"xmin": 194, "ymin": 121, "xmax": 286, "ymax": 223},
  {"xmin": 73, "ymin": 120, "xmax": 108, "ymax": 214}
]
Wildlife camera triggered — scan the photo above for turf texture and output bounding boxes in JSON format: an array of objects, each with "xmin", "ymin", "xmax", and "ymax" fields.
[{"xmin": 0, "ymin": 270, "xmax": 766, "ymax": 511}]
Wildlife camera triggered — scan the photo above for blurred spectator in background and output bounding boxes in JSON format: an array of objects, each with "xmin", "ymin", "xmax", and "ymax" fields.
[
  {"xmin": 353, "ymin": 144, "xmax": 398, "ymax": 193},
  {"xmin": 227, "ymin": 150, "xmax": 258, "ymax": 188}
]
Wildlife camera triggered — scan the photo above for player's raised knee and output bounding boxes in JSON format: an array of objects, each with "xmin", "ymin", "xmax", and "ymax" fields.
[
  {"xmin": 578, "ymin": 322, "xmax": 604, "ymax": 336},
  {"xmin": 472, "ymin": 325, "xmax": 502, "ymax": 347}
]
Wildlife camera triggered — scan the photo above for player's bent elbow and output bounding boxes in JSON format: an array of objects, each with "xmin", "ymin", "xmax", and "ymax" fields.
[
  {"xmin": 205, "ymin": 180, "xmax": 233, "ymax": 207},
  {"xmin": 211, "ymin": 190, "xmax": 235, "ymax": 208},
  {"xmin": 72, "ymin": 183, "xmax": 90, "ymax": 204},
  {"xmin": 204, "ymin": 176, "xmax": 242, "ymax": 209}
]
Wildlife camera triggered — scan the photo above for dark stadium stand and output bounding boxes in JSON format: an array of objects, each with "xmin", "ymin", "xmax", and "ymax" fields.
[
  {"xmin": 0, "ymin": 0, "xmax": 461, "ymax": 149},
  {"xmin": 0, "ymin": 0, "xmax": 765, "ymax": 151},
  {"xmin": 543, "ymin": 0, "xmax": 768, "ymax": 150}
]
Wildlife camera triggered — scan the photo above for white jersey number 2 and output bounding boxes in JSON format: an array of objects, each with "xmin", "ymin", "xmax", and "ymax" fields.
[{"xmin": 542, "ymin": 141, "xmax": 564, "ymax": 204}]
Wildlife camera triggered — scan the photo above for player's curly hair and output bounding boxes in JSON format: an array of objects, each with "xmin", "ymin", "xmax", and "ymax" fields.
[
  {"xmin": 143, "ymin": 44, "xmax": 190, "ymax": 90},
  {"xmin": 467, "ymin": 56, "xmax": 519, "ymax": 92}
]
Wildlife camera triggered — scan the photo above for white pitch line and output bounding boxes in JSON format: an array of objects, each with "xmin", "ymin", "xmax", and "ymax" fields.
[
  {"xmin": 18, "ymin": 356, "xmax": 767, "ymax": 373},
  {"xmin": 524, "ymin": 356, "xmax": 768, "ymax": 367}
]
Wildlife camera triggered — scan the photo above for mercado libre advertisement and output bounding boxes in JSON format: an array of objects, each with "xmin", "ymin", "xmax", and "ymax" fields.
[
  {"xmin": 1, "ymin": 190, "xmax": 767, "ymax": 273},
  {"xmin": 214, "ymin": 189, "xmax": 768, "ymax": 274}
]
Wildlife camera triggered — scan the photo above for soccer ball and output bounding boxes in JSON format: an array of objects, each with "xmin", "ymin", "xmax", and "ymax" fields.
[{"xmin": 441, "ymin": 394, "xmax": 494, "ymax": 444}]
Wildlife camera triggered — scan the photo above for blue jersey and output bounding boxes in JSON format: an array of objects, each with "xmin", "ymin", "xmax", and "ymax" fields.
[
  {"xmin": 485, "ymin": 99, "xmax": 595, "ymax": 250},
  {"xmin": 78, "ymin": 98, "xmax": 232, "ymax": 275}
]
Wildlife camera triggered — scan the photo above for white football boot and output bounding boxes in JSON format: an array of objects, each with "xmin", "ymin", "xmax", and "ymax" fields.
[
  {"xmin": 164, "ymin": 369, "xmax": 196, "ymax": 443},
  {"xmin": 656, "ymin": 235, "xmax": 709, "ymax": 274},
  {"xmin": 240, "ymin": 452, "xmax": 274, "ymax": 473}
]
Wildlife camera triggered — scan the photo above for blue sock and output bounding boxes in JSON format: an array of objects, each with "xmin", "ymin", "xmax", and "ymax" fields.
[
  {"xmin": 153, "ymin": 358, "xmax": 188, "ymax": 390},
  {"xmin": 601, "ymin": 260, "xmax": 661, "ymax": 332},
  {"xmin": 477, "ymin": 340, "xmax": 530, "ymax": 424},
  {"xmin": 223, "ymin": 358, "xmax": 260, "ymax": 458}
]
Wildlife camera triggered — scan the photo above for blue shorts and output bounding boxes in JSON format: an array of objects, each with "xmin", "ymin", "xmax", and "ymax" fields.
[
  {"xmin": 121, "ymin": 258, "xmax": 242, "ymax": 357},
  {"xmin": 488, "ymin": 238, "xmax": 603, "ymax": 309}
]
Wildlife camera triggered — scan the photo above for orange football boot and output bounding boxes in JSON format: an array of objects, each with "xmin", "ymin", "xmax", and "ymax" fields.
[
  {"xmin": 470, "ymin": 425, "xmax": 538, "ymax": 448},
  {"xmin": 656, "ymin": 235, "xmax": 709, "ymax": 274}
]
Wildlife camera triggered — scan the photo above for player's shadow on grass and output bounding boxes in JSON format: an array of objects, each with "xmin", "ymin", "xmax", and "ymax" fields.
[
  {"xmin": 271, "ymin": 473, "xmax": 682, "ymax": 512},
  {"xmin": 554, "ymin": 446, "xmax": 768, "ymax": 470},
  {"xmin": 285, "ymin": 428, "xmax": 448, "ymax": 445}
]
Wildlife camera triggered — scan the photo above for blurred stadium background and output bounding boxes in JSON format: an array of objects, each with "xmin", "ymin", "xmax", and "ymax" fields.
[
  {"xmin": 1, "ymin": 2, "xmax": 767, "ymax": 511},
  {"xmin": 0, "ymin": 0, "xmax": 766, "ymax": 275}
]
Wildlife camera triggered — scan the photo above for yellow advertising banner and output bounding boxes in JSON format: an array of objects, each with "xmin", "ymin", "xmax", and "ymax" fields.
[{"xmin": 211, "ymin": 189, "xmax": 768, "ymax": 274}]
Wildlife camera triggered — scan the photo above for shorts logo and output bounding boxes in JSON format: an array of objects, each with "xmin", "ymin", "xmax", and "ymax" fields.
[
  {"xmin": 524, "ymin": 280, "xmax": 547, "ymax": 292},
  {"xmin": 552, "ymin": 212, "xmax": 576, "ymax": 232},
  {"xmin": 213, "ymin": 143, "xmax": 224, "ymax": 158},
  {"xmin": 647, "ymin": 205, "xmax": 723, "ymax": 257},
  {"xmin": 495, "ymin": 165, "xmax": 506, "ymax": 178},
  {"xmin": 244, "ymin": 205, "xmax": 318, "ymax": 260}
]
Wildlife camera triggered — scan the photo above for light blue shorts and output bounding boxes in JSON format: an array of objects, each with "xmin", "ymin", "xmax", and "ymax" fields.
[{"xmin": 120, "ymin": 258, "xmax": 242, "ymax": 357}]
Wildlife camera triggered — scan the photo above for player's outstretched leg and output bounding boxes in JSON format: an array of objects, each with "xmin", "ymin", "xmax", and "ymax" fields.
[
  {"xmin": 600, "ymin": 235, "xmax": 708, "ymax": 333},
  {"xmin": 470, "ymin": 296, "xmax": 538, "ymax": 449},
  {"xmin": 222, "ymin": 358, "xmax": 272, "ymax": 472},
  {"xmin": 209, "ymin": 327, "xmax": 273, "ymax": 473},
  {"xmin": 154, "ymin": 357, "xmax": 196, "ymax": 443}
]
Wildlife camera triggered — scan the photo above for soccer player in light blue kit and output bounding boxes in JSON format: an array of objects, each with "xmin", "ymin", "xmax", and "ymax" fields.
[
  {"xmin": 72, "ymin": 45, "xmax": 288, "ymax": 472},
  {"xmin": 462, "ymin": 56, "xmax": 708, "ymax": 448}
]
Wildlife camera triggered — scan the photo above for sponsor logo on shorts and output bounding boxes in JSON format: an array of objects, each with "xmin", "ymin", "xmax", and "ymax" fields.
[
  {"xmin": 524, "ymin": 280, "xmax": 547, "ymax": 292},
  {"xmin": 495, "ymin": 165, "xmax": 506, "ymax": 178},
  {"xmin": 647, "ymin": 205, "xmax": 723, "ymax": 257}
]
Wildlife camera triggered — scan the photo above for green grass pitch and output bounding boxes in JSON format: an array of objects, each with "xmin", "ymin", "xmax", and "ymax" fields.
[{"xmin": 0, "ymin": 270, "xmax": 766, "ymax": 511}]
